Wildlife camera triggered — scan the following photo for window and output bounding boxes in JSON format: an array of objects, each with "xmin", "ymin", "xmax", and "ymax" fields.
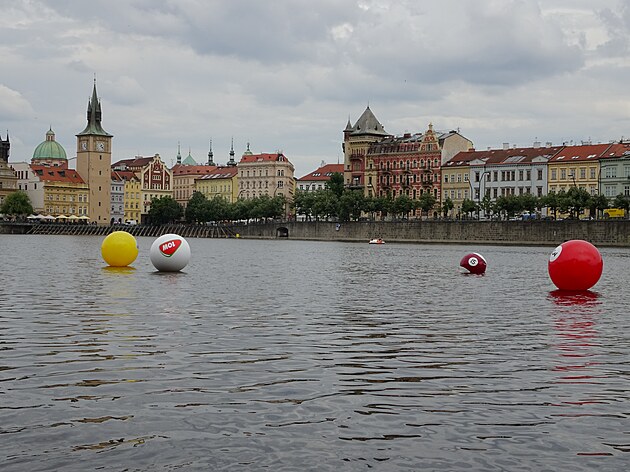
[
  {"xmin": 537, "ymin": 169, "xmax": 543, "ymax": 180},
  {"xmin": 561, "ymin": 169, "xmax": 567, "ymax": 180},
  {"xmin": 551, "ymin": 169, "xmax": 557, "ymax": 180}
]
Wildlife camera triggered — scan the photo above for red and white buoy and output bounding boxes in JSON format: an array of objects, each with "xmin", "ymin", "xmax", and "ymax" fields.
[
  {"xmin": 548, "ymin": 239, "xmax": 603, "ymax": 291},
  {"xmin": 460, "ymin": 253, "xmax": 487, "ymax": 275}
]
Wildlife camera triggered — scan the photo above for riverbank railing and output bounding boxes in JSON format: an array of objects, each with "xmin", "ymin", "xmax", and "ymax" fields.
[{"xmin": 24, "ymin": 223, "xmax": 237, "ymax": 239}]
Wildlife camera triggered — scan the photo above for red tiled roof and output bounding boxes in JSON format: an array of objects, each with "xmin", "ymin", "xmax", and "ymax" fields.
[
  {"xmin": 31, "ymin": 165, "xmax": 86, "ymax": 184},
  {"xmin": 548, "ymin": 143, "xmax": 613, "ymax": 163},
  {"xmin": 298, "ymin": 163, "xmax": 344, "ymax": 181},
  {"xmin": 172, "ymin": 164, "xmax": 218, "ymax": 175},
  {"xmin": 598, "ymin": 142, "xmax": 630, "ymax": 159},
  {"xmin": 239, "ymin": 152, "xmax": 290, "ymax": 164},
  {"xmin": 111, "ymin": 170, "xmax": 139, "ymax": 182},
  {"xmin": 446, "ymin": 146, "xmax": 564, "ymax": 167},
  {"xmin": 196, "ymin": 166, "xmax": 238, "ymax": 180}
]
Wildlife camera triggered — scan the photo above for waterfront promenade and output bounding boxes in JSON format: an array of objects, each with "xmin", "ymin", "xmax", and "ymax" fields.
[{"xmin": 2, "ymin": 219, "xmax": 630, "ymax": 246}]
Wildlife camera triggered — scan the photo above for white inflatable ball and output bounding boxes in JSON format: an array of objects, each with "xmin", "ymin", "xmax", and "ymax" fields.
[{"xmin": 150, "ymin": 234, "xmax": 191, "ymax": 272}]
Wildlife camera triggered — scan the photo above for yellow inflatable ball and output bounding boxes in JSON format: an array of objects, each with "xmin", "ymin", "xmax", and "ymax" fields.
[{"xmin": 101, "ymin": 231, "xmax": 139, "ymax": 267}]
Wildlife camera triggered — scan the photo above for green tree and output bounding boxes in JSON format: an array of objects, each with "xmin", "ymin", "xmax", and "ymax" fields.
[
  {"xmin": 417, "ymin": 193, "xmax": 437, "ymax": 219},
  {"xmin": 185, "ymin": 191, "xmax": 207, "ymax": 224},
  {"xmin": 612, "ymin": 193, "xmax": 630, "ymax": 215},
  {"xmin": 441, "ymin": 197, "xmax": 454, "ymax": 218},
  {"xmin": 565, "ymin": 186, "xmax": 592, "ymax": 218},
  {"xmin": 147, "ymin": 196, "xmax": 183, "ymax": 225},
  {"xmin": 479, "ymin": 194, "xmax": 494, "ymax": 219},
  {"xmin": 312, "ymin": 189, "xmax": 338, "ymax": 220},
  {"xmin": 338, "ymin": 189, "xmax": 365, "ymax": 222},
  {"xmin": 461, "ymin": 198, "xmax": 477, "ymax": 219},
  {"xmin": 205, "ymin": 196, "xmax": 230, "ymax": 222},
  {"xmin": 542, "ymin": 191, "xmax": 560, "ymax": 219},
  {"xmin": 1, "ymin": 191, "xmax": 33, "ymax": 217},
  {"xmin": 519, "ymin": 193, "xmax": 538, "ymax": 215},
  {"xmin": 326, "ymin": 172, "xmax": 345, "ymax": 198},
  {"xmin": 589, "ymin": 194, "xmax": 609, "ymax": 219},
  {"xmin": 392, "ymin": 194, "xmax": 413, "ymax": 219}
]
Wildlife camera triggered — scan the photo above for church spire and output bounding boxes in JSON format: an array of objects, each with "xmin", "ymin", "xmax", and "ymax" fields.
[
  {"xmin": 227, "ymin": 137, "xmax": 236, "ymax": 166},
  {"xmin": 77, "ymin": 78, "xmax": 112, "ymax": 137},
  {"xmin": 207, "ymin": 139, "xmax": 215, "ymax": 166},
  {"xmin": 176, "ymin": 142, "xmax": 182, "ymax": 165}
]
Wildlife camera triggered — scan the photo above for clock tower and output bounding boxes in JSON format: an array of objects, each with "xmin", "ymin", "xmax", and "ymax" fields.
[{"xmin": 76, "ymin": 80, "xmax": 113, "ymax": 224}]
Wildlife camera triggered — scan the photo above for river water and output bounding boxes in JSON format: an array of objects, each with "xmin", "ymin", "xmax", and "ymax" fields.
[{"xmin": 0, "ymin": 235, "xmax": 628, "ymax": 471}]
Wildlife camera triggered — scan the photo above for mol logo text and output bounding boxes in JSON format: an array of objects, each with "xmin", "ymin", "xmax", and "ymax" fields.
[{"xmin": 160, "ymin": 239, "xmax": 182, "ymax": 257}]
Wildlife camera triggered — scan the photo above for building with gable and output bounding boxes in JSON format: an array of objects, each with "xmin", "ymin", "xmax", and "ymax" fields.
[
  {"xmin": 297, "ymin": 163, "xmax": 344, "ymax": 192},
  {"xmin": 195, "ymin": 166, "xmax": 238, "ymax": 202},
  {"xmin": 599, "ymin": 142, "xmax": 630, "ymax": 198},
  {"xmin": 442, "ymin": 143, "xmax": 563, "ymax": 217},
  {"xmin": 112, "ymin": 154, "xmax": 172, "ymax": 222},
  {"xmin": 343, "ymin": 107, "xmax": 473, "ymax": 216},
  {"xmin": 237, "ymin": 146, "xmax": 295, "ymax": 207},
  {"xmin": 171, "ymin": 144, "xmax": 219, "ymax": 208},
  {"xmin": 547, "ymin": 143, "xmax": 613, "ymax": 196}
]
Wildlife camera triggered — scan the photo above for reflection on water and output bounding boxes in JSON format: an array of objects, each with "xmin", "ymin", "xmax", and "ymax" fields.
[{"xmin": 1, "ymin": 235, "xmax": 629, "ymax": 470}]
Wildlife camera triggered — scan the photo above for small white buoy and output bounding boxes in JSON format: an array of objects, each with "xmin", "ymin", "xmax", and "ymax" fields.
[{"xmin": 150, "ymin": 234, "xmax": 191, "ymax": 272}]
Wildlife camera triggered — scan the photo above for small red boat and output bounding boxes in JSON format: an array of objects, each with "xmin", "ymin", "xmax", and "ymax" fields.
[{"xmin": 369, "ymin": 238, "xmax": 385, "ymax": 245}]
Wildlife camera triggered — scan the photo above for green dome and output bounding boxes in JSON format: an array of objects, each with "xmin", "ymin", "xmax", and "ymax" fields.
[{"xmin": 33, "ymin": 128, "xmax": 67, "ymax": 161}]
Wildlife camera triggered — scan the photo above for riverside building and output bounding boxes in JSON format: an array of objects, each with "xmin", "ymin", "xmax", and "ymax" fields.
[
  {"xmin": 343, "ymin": 106, "xmax": 472, "ymax": 216},
  {"xmin": 76, "ymin": 81, "xmax": 112, "ymax": 225}
]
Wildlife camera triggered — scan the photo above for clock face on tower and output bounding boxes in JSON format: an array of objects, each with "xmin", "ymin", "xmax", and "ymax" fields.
[
  {"xmin": 96, "ymin": 141, "xmax": 105, "ymax": 151},
  {"xmin": 81, "ymin": 141, "xmax": 87, "ymax": 150}
]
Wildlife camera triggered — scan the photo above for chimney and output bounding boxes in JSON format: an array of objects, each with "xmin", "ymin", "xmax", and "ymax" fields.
[
  {"xmin": 533, "ymin": 141, "xmax": 541, "ymax": 148},
  {"xmin": 503, "ymin": 142, "xmax": 509, "ymax": 150}
]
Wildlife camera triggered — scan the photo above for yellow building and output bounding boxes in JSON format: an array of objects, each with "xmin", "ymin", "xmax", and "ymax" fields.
[
  {"xmin": 547, "ymin": 144, "xmax": 608, "ymax": 196},
  {"xmin": 195, "ymin": 166, "xmax": 238, "ymax": 202},
  {"xmin": 112, "ymin": 170, "xmax": 141, "ymax": 223},
  {"xmin": 172, "ymin": 164, "xmax": 218, "ymax": 208},
  {"xmin": 112, "ymin": 154, "xmax": 173, "ymax": 223}
]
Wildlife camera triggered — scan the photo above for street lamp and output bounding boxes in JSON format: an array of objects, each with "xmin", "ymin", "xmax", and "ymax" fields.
[{"xmin": 477, "ymin": 169, "xmax": 491, "ymax": 219}]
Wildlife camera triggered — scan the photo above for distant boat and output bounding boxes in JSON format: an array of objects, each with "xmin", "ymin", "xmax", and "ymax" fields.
[{"xmin": 369, "ymin": 238, "xmax": 385, "ymax": 245}]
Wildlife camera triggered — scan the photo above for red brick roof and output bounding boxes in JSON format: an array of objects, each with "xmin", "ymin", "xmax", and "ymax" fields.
[
  {"xmin": 172, "ymin": 164, "xmax": 218, "ymax": 175},
  {"xmin": 298, "ymin": 163, "xmax": 344, "ymax": 181},
  {"xmin": 112, "ymin": 170, "xmax": 139, "ymax": 182},
  {"xmin": 196, "ymin": 166, "xmax": 238, "ymax": 180},
  {"xmin": 548, "ymin": 143, "xmax": 613, "ymax": 163},
  {"xmin": 31, "ymin": 165, "xmax": 85, "ymax": 184},
  {"xmin": 239, "ymin": 152, "xmax": 290, "ymax": 164},
  {"xmin": 598, "ymin": 142, "xmax": 630, "ymax": 159},
  {"xmin": 446, "ymin": 145, "xmax": 566, "ymax": 168}
]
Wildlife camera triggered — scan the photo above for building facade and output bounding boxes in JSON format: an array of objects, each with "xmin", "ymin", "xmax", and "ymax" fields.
[
  {"xmin": 0, "ymin": 132, "xmax": 18, "ymax": 206},
  {"xmin": 297, "ymin": 163, "xmax": 344, "ymax": 192},
  {"xmin": 237, "ymin": 151, "xmax": 295, "ymax": 204},
  {"xmin": 76, "ymin": 82, "xmax": 113, "ymax": 224},
  {"xmin": 343, "ymin": 107, "xmax": 473, "ymax": 216},
  {"xmin": 112, "ymin": 154, "xmax": 173, "ymax": 222},
  {"xmin": 195, "ymin": 166, "xmax": 238, "ymax": 202},
  {"xmin": 110, "ymin": 172, "xmax": 125, "ymax": 223},
  {"xmin": 172, "ymin": 164, "xmax": 218, "ymax": 208},
  {"xmin": 599, "ymin": 142, "xmax": 630, "ymax": 198}
]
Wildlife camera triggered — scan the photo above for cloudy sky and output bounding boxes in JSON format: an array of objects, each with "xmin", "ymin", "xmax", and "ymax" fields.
[{"xmin": 2, "ymin": 0, "xmax": 630, "ymax": 178}]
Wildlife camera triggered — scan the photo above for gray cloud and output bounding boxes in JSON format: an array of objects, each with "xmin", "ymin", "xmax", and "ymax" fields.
[{"xmin": 1, "ymin": 0, "xmax": 629, "ymax": 177}]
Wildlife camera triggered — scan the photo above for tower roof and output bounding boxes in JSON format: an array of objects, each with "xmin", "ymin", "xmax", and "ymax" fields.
[
  {"xmin": 33, "ymin": 127, "xmax": 67, "ymax": 161},
  {"xmin": 182, "ymin": 149, "xmax": 197, "ymax": 166},
  {"xmin": 77, "ymin": 80, "xmax": 112, "ymax": 137},
  {"xmin": 349, "ymin": 106, "xmax": 389, "ymax": 137}
]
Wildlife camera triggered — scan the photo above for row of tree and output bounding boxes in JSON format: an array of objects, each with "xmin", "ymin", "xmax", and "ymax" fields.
[
  {"xmin": 145, "ymin": 192, "xmax": 289, "ymax": 225},
  {"xmin": 461, "ymin": 187, "xmax": 630, "ymax": 220}
]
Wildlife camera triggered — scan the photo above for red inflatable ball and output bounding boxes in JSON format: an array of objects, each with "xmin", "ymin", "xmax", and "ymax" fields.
[
  {"xmin": 460, "ymin": 253, "xmax": 487, "ymax": 275},
  {"xmin": 548, "ymin": 240, "xmax": 603, "ymax": 291}
]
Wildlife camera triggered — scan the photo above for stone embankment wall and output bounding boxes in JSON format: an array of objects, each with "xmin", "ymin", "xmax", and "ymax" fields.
[
  {"xmin": 233, "ymin": 220, "xmax": 630, "ymax": 247},
  {"xmin": 3, "ymin": 220, "xmax": 630, "ymax": 246}
]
